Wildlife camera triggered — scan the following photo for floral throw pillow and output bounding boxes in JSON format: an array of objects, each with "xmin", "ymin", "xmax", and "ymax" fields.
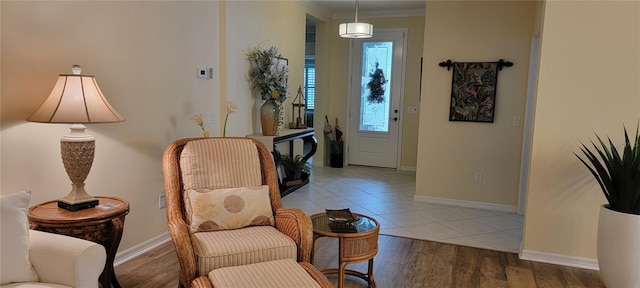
[{"xmin": 187, "ymin": 185, "xmax": 274, "ymax": 233}]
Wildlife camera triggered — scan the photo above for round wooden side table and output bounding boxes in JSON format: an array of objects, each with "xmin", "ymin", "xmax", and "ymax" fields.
[
  {"xmin": 28, "ymin": 196, "xmax": 129, "ymax": 288},
  {"xmin": 311, "ymin": 212, "xmax": 380, "ymax": 288}
]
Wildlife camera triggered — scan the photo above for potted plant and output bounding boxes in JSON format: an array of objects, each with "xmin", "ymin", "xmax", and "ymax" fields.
[
  {"xmin": 575, "ymin": 126, "xmax": 640, "ymax": 288},
  {"xmin": 280, "ymin": 154, "xmax": 311, "ymax": 186}
]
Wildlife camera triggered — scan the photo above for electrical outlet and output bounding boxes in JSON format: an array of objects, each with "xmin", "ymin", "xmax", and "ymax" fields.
[
  {"xmin": 159, "ymin": 194, "xmax": 166, "ymax": 209},
  {"xmin": 474, "ymin": 172, "xmax": 483, "ymax": 183},
  {"xmin": 512, "ymin": 116, "xmax": 521, "ymax": 127}
]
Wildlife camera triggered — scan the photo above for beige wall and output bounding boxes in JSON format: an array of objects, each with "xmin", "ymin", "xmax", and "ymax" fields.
[
  {"xmin": 1, "ymin": 1, "xmax": 221, "ymax": 250},
  {"xmin": 523, "ymin": 1, "xmax": 640, "ymax": 259},
  {"xmin": 224, "ymin": 1, "xmax": 307, "ymax": 137},
  {"xmin": 5, "ymin": 0, "xmax": 636, "ymax": 265},
  {"xmin": 0, "ymin": 0, "xmax": 313, "ymax": 252},
  {"xmin": 417, "ymin": 1, "xmax": 535, "ymax": 207}
]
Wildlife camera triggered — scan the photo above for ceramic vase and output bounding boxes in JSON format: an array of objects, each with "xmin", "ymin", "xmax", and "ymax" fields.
[
  {"xmin": 597, "ymin": 204, "xmax": 640, "ymax": 288},
  {"xmin": 260, "ymin": 99, "xmax": 280, "ymax": 136}
]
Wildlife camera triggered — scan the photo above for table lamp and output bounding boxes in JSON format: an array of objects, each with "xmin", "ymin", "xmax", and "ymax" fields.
[{"xmin": 27, "ymin": 65, "xmax": 125, "ymax": 211}]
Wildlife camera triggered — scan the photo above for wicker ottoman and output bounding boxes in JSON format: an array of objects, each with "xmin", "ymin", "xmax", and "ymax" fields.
[{"xmin": 191, "ymin": 259, "xmax": 333, "ymax": 288}]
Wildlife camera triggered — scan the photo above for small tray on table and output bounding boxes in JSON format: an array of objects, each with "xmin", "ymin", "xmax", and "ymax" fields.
[{"xmin": 326, "ymin": 208, "xmax": 358, "ymax": 233}]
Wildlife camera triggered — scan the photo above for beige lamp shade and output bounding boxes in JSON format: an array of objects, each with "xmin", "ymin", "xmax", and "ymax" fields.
[
  {"xmin": 339, "ymin": 0, "xmax": 373, "ymax": 39},
  {"xmin": 28, "ymin": 66, "xmax": 125, "ymax": 124},
  {"xmin": 339, "ymin": 22, "xmax": 373, "ymax": 39}
]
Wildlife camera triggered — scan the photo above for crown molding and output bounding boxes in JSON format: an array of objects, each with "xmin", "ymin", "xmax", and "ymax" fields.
[
  {"xmin": 333, "ymin": 8, "xmax": 425, "ymax": 19},
  {"xmin": 297, "ymin": 0, "xmax": 425, "ymax": 21},
  {"xmin": 298, "ymin": 0, "xmax": 333, "ymax": 21}
]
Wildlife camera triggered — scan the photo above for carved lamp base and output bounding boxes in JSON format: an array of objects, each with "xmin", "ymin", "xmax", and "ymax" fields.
[{"xmin": 58, "ymin": 124, "xmax": 99, "ymax": 212}]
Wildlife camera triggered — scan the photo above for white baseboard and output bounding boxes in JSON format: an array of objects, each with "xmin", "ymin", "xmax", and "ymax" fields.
[
  {"xmin": 312, "ymin": 162, "xmax": 414, "ymax": 171},
  {"xmin": 520, "ymin": 249, "xmax": 599, "ymax": 270},
  {"xmin": 114, "ymin": 232, "xmax": 171, "ymax": 267},
  {"xmin": 413, "ymin": 195, "xmax": 517, "ymax": 213}
]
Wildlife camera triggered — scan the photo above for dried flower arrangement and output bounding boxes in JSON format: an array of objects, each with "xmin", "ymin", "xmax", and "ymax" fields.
[
  {"xmin": 223, "ymin": 101, "xmax": 237, "ymax": 137},
  {"xmin": 191, "ymin": 114, "xmax": 209, "ymax": 137},
  {"xmin": 245, "ymin": 45, "xmax": 288, "ymax": 103}
]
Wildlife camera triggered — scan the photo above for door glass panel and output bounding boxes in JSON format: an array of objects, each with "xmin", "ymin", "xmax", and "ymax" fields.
[{"xmin": 359, "ymin": 41, "xmax": 393, "ymax": 132}]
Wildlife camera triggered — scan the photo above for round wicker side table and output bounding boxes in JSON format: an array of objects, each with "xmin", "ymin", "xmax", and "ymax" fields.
[
  {"xmin": 311, "ymin": 212, "xmax": 380, "ymax": 288},
  {"xmin": 28, "ymin": 196, "xmax": 129, "ymax": 288}
]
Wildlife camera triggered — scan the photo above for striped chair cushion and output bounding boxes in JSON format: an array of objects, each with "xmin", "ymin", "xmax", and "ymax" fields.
[
  {"xmin": 179, "ymin": 138, "xmax": 262, "ymax": 191},
  {"xmin": 192, "ymin": 226, "xmax": 297, "ymax": 275},
  {"xmin": 179, "ymin": 138, "xmax": 265, "ymax": 224},
  {"xmin": 208, "ymin": 259, "xmax": 321, "ymax": 288}
]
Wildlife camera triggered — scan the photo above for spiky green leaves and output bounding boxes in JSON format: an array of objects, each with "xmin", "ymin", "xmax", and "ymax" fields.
[{"xmin": 575, "ymin": 126, "xmax": 640, "ymax": 214}]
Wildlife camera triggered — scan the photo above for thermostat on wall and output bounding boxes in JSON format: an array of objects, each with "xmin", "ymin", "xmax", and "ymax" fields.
[{"xmin": 197, "ymin": 68, "xmax": 213, "ymax": 80}]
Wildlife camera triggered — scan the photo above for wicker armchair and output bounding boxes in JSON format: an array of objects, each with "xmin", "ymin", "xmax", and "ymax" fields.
[{"xmin": 162, "ymin": 137, "xmax": 315, "ymax": 288}]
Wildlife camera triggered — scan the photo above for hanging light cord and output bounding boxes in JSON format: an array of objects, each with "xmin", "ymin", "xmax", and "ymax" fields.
[{"xmin": 354, "ymin": 0, "xmax": 360, "ymax": 22}]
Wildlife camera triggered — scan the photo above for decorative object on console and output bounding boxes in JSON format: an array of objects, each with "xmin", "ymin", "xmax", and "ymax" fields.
[
  {"xmin": 289, "ymin": 85, "xmax": 307, "ymax": 129},
  {"xmin": 27, "ymin": 65, "xmax": 125, "ymax": 211},
  {"xmin": 246, "ymin": 45, "xmax": 288, "ymax": 136},
  {"xmin": 339, "ymin": 0, "xmax": 373, "ymax": 38},
  {"xmin": 260, "ymin": 99, "xmax": 280, "ymax": 136}
]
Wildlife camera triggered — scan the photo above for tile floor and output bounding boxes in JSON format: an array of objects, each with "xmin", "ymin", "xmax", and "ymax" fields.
[{"xmin": 281, "ymin": 164, "xmax": 524, "ymax": 253}]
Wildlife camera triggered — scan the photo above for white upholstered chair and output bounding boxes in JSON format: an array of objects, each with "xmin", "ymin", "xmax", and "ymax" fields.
[{"xmin": 1, "ymin": 190, "xmax": 106, "ymax": 288}]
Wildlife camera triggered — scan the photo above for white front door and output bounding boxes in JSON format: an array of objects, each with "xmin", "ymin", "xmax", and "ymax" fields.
[{"xmin": 348, "ymin": 29, "xmax": 406, "ymax": 168}]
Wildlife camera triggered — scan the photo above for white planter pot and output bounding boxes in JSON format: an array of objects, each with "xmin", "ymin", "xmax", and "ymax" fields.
[{"xmin": 598, "ymin": 205, "xmax": 640, "ymax": 288}]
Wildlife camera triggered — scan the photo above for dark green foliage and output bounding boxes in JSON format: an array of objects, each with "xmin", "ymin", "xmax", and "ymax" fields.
[
  {"xmin": 575, "ymin": 126, "xmax": 640, "ymax": 214},
  {"xmin": 366, "ymin": 62, "xmax": 386, "ymax": 104},
  {"xmin": 280, "ymin": 154, "xmax": 312, "ymax": 180}
]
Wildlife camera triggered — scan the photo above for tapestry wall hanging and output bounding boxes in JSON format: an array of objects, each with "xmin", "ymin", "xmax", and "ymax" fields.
[{"xmin": 440, "ymin": 59, "xmax": 512, "ymax": 123}]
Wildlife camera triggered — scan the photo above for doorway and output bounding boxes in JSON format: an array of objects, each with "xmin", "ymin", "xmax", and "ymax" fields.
[
  {"xmin": 348, "ymin": 29, "xmax": 406, "ymax": 168},
  {"xmin": 304, "ymin": 18, "xmax": 316, "ymax": 128}
]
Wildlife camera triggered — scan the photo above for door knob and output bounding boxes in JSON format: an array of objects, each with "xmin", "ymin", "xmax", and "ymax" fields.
[
  {"xmin": 394, "ymin": 109, "xmax": 399, "ymax": 113},
  {"xmin": 391, "ymin": 117, "xmax": 398, "ymax": 121}
]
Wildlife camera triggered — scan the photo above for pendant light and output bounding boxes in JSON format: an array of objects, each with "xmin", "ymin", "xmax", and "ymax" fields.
[{"xmin": 339, "ymin": 0, "xmax": 373, "ymax": 38}]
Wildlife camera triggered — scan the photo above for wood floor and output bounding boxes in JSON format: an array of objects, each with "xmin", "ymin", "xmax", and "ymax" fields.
[{"xmin": 115, "ymin": 235, "xmax": 603, "ymax": 288}]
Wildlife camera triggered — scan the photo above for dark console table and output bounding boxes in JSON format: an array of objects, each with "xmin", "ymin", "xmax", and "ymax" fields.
[{"xmin": 248, "ymin": 128, "xmax": 317, "ymax": 196}]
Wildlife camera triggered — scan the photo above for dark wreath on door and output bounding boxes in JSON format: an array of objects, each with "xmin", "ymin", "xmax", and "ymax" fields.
[{"xmin": 449, "ymin": 62, "xmax": 498, "ymax": 122}]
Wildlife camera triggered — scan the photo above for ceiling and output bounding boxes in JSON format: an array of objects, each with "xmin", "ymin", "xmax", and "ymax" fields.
[{"xmin": 308, "ymin": 0, "xmax": 426, "ymax": 18}]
